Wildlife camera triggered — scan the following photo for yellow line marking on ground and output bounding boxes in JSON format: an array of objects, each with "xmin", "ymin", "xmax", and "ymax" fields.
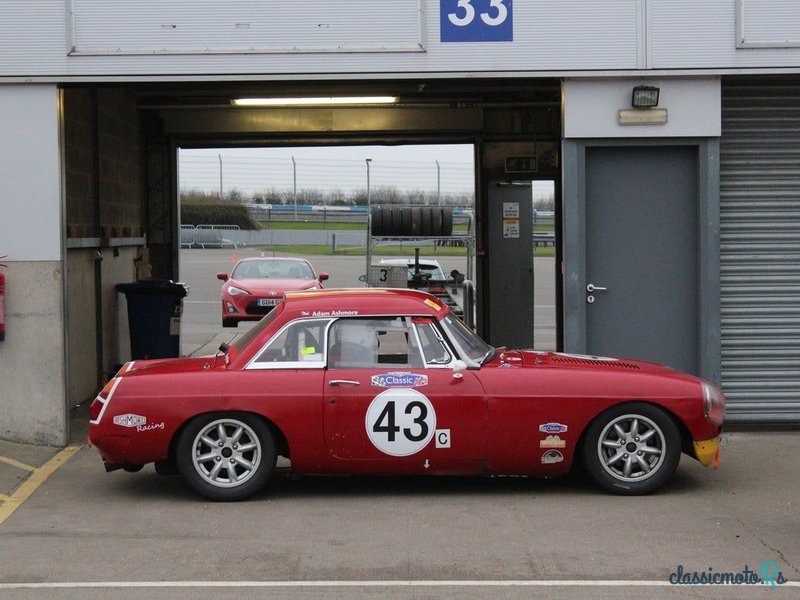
[
  {"xmin": 0, "ymin": 456, "xmax": 35, "ymax": 472},
  {"xmin": 0, "ymin": 494, "xmax": 11, "ymax": 502},
  {"xmin": 0, "ymin": 446, "xmax": 81, "ymax": 526}
]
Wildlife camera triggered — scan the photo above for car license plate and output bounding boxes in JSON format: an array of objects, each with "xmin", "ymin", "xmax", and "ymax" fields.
[{"xmin": 257, "ymin": 298, "xmax": 279, "ymax": 307}]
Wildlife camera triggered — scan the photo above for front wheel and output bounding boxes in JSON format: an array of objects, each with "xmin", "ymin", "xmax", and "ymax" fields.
[
  {"xmin": 176, "ymin": 413, "xmax": 276, "ymax": 501},
  {"xmin": 581, "ymin": 402, "xmax": 681, "ymax": 495}
]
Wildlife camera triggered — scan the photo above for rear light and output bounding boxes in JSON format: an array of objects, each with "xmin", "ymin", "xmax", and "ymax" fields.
[
  {"xmin": 89, "ymin": 377, "xmax": 122, "ymax": 425},
  {"xmin": 702, "ymin": 382, "xmax": 726, "ymax": 426},
  {"xmin": 89, "ymin": 398, "xmax": 104, "ymax": 422}
]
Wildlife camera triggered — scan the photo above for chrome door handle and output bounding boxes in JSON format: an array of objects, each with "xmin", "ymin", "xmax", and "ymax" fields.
[
  {"xmin": 329, "ymin": 379, "xmax": 360, "ymax": 387},
  {"xmin": 586, "ymin": 284, "xmax": 607, "ymax": 293}
]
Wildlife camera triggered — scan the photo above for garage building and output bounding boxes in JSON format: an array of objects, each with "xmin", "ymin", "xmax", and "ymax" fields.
[{"xmin": 1, "ymin": 1, "xmax": 799, "ymax": 444}]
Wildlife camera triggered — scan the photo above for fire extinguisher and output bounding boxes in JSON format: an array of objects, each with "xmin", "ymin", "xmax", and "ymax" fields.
[{"xmin": 0, "ymin": 255, "xmax": 6, "ymax": 342}]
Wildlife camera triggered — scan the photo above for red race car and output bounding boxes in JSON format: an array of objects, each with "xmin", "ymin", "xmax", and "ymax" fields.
[
  {"xmin": 89, "ymin": 289, "xmax": 725, "ymax": 501},
  {"xmin": 217, "ymin": 256, "xmax": 328, "ymax": 327}
]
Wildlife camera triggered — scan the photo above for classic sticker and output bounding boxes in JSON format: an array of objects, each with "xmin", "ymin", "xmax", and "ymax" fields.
[
  {"xmin": 365, "ymin": 388, "xmax": 436, "ymax": 457},
  {"xmin": 541, "ymin": 450, "xmax": 564, "ymax": 464},
  {"xmin": 371, "ymin": 372, "xmax": 428, "ymax": 388},
  {"xmin": 539, "ymin": 435, "xmax": 566, "ymax": 449},
  {"xmin": 539, "ymin": 422, "xmax": 568, "ymax": 434},
  {"xmin": 112, "ymin": 414, "xmax": 146, "ymax": 428}
]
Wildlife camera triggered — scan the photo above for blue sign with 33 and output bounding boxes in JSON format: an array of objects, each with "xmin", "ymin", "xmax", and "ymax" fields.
[{"xmin": 440, "ymin": 0, "xmax": 513, "ymax": 43}]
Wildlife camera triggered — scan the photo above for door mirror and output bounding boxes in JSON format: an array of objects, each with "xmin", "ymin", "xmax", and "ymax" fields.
[
  {"xmin": 452, "ymin": 359, "xmax": 467, "ymax": 379},
  {"xmin": 318, "ymin": 272, "xmax": 329, "ymax": 282},
  {"xmin": 216, "ymin": 272, "xmax": 229, "ymax": 281}
]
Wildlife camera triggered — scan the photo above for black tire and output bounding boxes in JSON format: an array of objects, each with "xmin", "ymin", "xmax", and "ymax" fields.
[
  {"xmin": 400, "ymin": 207, "xmax": 412, "ymax": 236},
  {"xmin": 176, "ymin": 412, "xmax": 276, "ymax": 501},
  {"xmin": 222, "ymin": 319, "xmax": 238, "ymax": 328},
  {"xmin": 420, "ymin": 207, "xmax": 433, "ymax": 236},
  {"xmin": 431, "ymin": 207, "xmax": 443, "ymax": 236},
  {"xmin": 381, "ymin": 207, "xmax": 393, "ymax": 237},
  {"xmin": 370, "ymin": 206, "xmax": 383, "ymax": 236},
  {"xmin": 411, "ymin": 207, "xmax": 422, "ymax": 235},
  {"xmin": 580, "ymin": 402, "xmax": 681, "ymax": 495},
  {"xmin": 441, "ymin": 207, "xmax": 453, "ymax": 236},
  {"xmin": 390, "ymin": 207, "xmax": 402, "ymax": 236}
]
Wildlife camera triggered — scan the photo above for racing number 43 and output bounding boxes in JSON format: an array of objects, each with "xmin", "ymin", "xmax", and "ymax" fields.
[
  {"xmin": 373, "ymin": 400, "xmax": 429, "ymax": 442},
  {"xmin": 365, "ymin": 388, "xmax": 437, "ymax": 456}
]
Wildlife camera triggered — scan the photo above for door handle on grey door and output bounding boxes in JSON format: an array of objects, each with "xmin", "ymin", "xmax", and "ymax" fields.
[
  {"xmin": 586, "ymin": 284, "xmax": 607, "ymax": 293},
  {"xmin": 329, "ymin": 379, "xmax": 360, "ymax": 387}
]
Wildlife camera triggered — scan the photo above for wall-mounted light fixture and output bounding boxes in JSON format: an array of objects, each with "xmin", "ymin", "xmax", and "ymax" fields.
[
  {"xmin": 631, "ymin": 85, "xmax": 660, "ymax": 109},
  {"xmin": 231, "ymin": 96, "xmax": 398, "ymax": 107},
  {"xmin": 619, "ymin": 85, "xmax": 667, "ymax": 125}
]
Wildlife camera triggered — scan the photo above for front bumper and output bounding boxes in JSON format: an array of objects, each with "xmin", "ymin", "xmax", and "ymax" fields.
[{"xmin": 693, "ymin": 435, "xmax": 720, "ymax": 467}]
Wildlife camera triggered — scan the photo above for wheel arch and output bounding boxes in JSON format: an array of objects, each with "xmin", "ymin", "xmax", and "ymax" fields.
[
  {"xmin": 167, "ymin": 410, "xmax": 291, "ymax": 464},
  {"xmin": 572, "ymin": 399, "xmax": 693, "ymax": 471}
]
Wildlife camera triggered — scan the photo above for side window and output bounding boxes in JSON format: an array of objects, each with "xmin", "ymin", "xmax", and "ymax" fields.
[
  {"xmin": 252, "ymin": 319, "xmax": 328, "ymax": 366},
  {"xmin": 415, "ymin": 322, "xmax": 453, "ymax": 366},
  {"xmin": 328, "ymin": 318, "xmax": 424, "ymax": 369}
]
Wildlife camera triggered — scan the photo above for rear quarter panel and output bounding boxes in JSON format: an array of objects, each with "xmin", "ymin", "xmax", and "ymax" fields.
[{"xmin": 98, "ymin": 368, "xmax": 329, "ymax": 467}]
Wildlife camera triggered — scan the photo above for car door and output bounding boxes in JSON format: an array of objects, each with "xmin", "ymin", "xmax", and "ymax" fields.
[{"xmin": 323, "ymin": 317, "xmax": 487, "ymax": 471}]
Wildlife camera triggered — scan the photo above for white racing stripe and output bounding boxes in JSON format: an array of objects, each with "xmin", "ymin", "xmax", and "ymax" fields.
[{"xmin": 0, "ymin": 580, "xmax": 796, "ymax": 589}]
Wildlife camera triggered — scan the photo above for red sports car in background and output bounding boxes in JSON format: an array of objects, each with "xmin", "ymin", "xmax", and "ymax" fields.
[
  {"xmin": 89, "ymin": 289, "xmax": 725, "ymax": 501},
  {"xmin": 217, "ymin": 256, "xmax": 328, "ymax": 327}
]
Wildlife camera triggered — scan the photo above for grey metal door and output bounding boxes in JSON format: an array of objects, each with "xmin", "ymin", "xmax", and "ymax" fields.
[{"xmin": 585, "ymin": 146, "xmax": 699, "ymax": 374}]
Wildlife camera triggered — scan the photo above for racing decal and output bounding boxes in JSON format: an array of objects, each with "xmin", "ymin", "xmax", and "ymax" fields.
[
  {"xmin": 541, "ymin": 450, "xmax": 564, "ymax": 464},
  {"xmin": 539, "ymin": 422, "xmax": 568, "ymax": 434},
  {"xmin": 136, "ymin": 422, "xmax": 165, "ymax": 433},
  {"xmin": 371, "ymin": 372, "xmax": 428, "ymax": 388},
  {"xmin": 435, "ymin": 429, "xmax": 451, "ymax": 448},
  {"xmin": 305, "ymin": 310, "xmax": 359, "ymax": 317},
  {"xmin": 112, "ymin": 414, "xmax": 147, "ymax": 428},
  {"xmin": 539, "ymin": 435, "xmax": 566, "ymax": 449},
  {"xmin": 424, "ymin": 298, "xmax": 442, "ymax": 311},
  {"xmin": 365, "ymin": 388, "xmax": 436, "ymax": 457}
]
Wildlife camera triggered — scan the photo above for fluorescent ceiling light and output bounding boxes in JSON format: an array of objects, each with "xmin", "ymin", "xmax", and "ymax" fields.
[{"xmin": 231, "ymin": 96, "xmax": 398, "ymax": 107}]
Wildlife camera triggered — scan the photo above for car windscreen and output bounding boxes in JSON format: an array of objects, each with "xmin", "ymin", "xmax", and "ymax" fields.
[
  {"xmin": 233, "ymin": 309, "xmax": 279, "ymax": 352},
  {"xmin": 406, "ymin": 265, "xmax": 446, "ymax": 280},
  {"xmin": 232, "ymin": 260, "xmax": 314, "ymax": 279},
  {"xmin": 440, "ymin": 313, "xmax": 494, "ymax": 364}
]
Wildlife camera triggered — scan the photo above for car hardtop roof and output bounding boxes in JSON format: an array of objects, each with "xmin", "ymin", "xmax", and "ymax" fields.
[
  {"xmin": 282, "ymin": 288, "xmax": 449, "ymax": 317},
  {"xmin": 236, "ymin": 256, "xmax": 308, "ymax": 263},
  {"xmin": 379, "ymin": 257, "xmax": 442, "ymax": 266}
]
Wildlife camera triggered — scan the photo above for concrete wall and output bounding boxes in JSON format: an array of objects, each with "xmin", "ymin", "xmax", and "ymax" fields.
[
  {"xmin": 0, "ymin": 85, "xmax": 66, "ymax": 445},
  {"xmin": 563, "ymin": 78, "xmax": 721, "ymax": 138},
  {"xmin": 63, "ymin": 87, "xmax": 146, "ymax": 408}
]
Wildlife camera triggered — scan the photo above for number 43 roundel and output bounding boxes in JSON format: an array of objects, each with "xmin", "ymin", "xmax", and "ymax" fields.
[{"xmin": 365, "ymin": 389, "xmax": 437, "ymax": 456}]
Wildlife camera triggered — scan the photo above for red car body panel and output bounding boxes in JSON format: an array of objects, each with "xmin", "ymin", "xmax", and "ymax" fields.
[{"xmin": 89, "ymin": 289, "xmax": 723, "ymax": 481}]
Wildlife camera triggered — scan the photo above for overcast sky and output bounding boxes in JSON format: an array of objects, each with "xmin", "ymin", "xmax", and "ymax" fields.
[{"xmin": 179, "ymin": 144, "xmax": 476, "ymax": 197}]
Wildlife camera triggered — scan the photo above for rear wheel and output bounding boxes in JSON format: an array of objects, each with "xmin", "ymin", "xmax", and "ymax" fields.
[
  {"xmin": 176, "ymin": 413, "xmax": 276, "ymax": 501},
  {"xmin": 581, "ymin": 402, "xmax": 681, "ymax": 495}
]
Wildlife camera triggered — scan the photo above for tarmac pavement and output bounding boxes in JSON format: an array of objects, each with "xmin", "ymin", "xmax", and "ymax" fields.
[{"xmin": 0, "ymin": 422, "xmax": 797, "ymax": 599}]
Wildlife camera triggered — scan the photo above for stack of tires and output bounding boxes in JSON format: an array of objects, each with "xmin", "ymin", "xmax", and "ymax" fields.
[{"xmin": 370, "ymin": 206, "xmax": 453, "ymax": 237}]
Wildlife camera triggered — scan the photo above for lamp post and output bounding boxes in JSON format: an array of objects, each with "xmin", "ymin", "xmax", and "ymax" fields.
[
  {"xmin": 292, "ymin": 156, "xmax": 297, "ymax": 221},
  {"xmin": 365, "ymin": 158, "xmax": 372, "ymax": 211},
  {"xmin": 218, "ymin": 154, "xmax": 223, "ymax": 199},
  {"xmin": 365, "ymin": 158, "xmax": 373, "ymax": 286},
  {"xmin": 436, "ymin": 160, "xmax": 441, "ymax": 205}
]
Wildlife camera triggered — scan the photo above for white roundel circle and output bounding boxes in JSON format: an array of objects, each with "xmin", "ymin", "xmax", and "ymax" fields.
[{"xmin": 365, "ymin": 388, "xmax": 437, "ymax": 457}]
